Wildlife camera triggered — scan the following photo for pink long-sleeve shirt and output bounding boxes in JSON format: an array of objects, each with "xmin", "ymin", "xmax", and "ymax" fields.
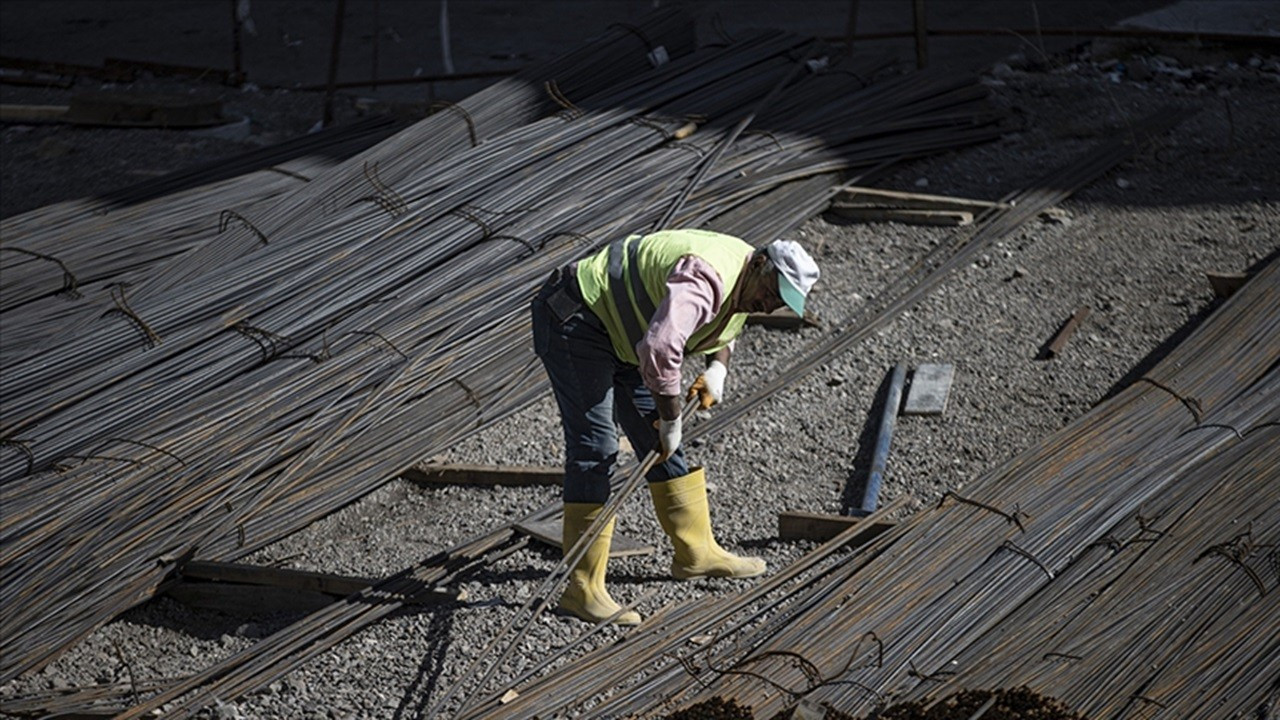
[{"xmin": 635, "ymin": 254, "xmax": 743, "ymax": 396}]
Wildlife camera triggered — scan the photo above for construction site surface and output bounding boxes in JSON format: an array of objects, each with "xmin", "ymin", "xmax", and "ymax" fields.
[{"xmin": 1, "ymin": 2, "xmax": 1277, "ymax": 719}]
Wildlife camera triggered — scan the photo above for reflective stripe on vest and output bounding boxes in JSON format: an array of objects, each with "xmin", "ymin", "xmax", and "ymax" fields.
[{"xmin": 607, "ymin": 237, "xmax": 658, "ymax": 351}]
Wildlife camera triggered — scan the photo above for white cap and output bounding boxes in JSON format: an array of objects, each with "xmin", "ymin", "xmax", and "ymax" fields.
[{"xmin": 765, "ymin": 240, "xmax": 819, "ymax": 316}]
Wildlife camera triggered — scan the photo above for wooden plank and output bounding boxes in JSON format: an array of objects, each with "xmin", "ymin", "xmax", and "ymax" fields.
[
  {"xmin": 903, "ymin": 363, "xmax": 955, "ymax": 415},
  {"xmin": 402, "ymin": 463, "xmax": 563, "ymax": 487},
  {"xmin": 1205, "ymin": 271, "xmax": 1249, "ymax": 298},
  {"xmin": 746, "ymin": 308, "xmax": 821, "ymax": 329},
  {"xmin": 0, "ymin": 103, "xmax": 69, "ymax": 123},
  {"xmin": 828, "ymin": 207, "xmax": 973, "ymax": 226},
  {"xmin": 833, "ymin": 186, "xmax": 1008, "ymax": 212},
  {"xmin": 777, "ymin": 510, "xmax": 896, "ymax": 543},
  {"xmin": 181, "ymin": 560, "xmax": 375, "ymax": 596},
  {"xmin": 171, "ymin": 561, "xmax": 465, "ymax": 616},
  {"xmin": 1043, "ymin": 306, "xmax": 1091, "ymax": 359},
  {"xmin": 515, "ymin": 517, "xmax": 656, "ymax": 558},
  {"xmin": 167, "ymin": 582, "xmax": 337, "ymax": 616}
]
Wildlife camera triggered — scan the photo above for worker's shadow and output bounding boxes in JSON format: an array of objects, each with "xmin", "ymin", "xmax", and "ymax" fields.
[
  {"xmin": 839, "ymin": 369, "xmax": 899, "ymax": 516},
  {"xmin": 391, "ymin": 603, "xmax": 458, "ymax": 720}
]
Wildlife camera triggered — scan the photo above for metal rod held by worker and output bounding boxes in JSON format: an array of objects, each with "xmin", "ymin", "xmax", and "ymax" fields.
[{"xmin": 862, "ymin": 363, "xmax": 906, "ymax": 515}]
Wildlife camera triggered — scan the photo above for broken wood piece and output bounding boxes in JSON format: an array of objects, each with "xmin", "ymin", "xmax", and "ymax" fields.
[
  {"xmin": 834, "ymin": 186, "xmax": 1009, "ymax": 212},
  {"xmin": 515, "ymin": 517, "xmax": 655, "ymax": 558},
  {"xmin": 746, "ymin": 308, "xmax": 821, "ymax": 329},
  {"xmin": 170, "ymin": 561, "xmax": 463, "ymax": 616},
  {"xmin": 167, "ymin": 582, "xmax": 338, "ymax": 616},
  {"xmin": 402, "ymin": 463, "xmax": 563, "ymax": 487},
  {"xmin": 0, "ymin": 104, "xmax": 69, "ymax": 123},
  {"xmin": 1042, "ymin": 306, "xmax": 1091, "ymax": 359},
  {"xmin": 828, "ymin": 207, "xmax": 973, "ymax": 226},
  {"xmin": 777, "ymin": 510, "xmax": 896, "ymax": 543},
  {"xmin": 903, "ymin": 363, "xmax": 955, "ymax": 415},
  {"xmin": 180, "ymin": 560, "xmax": 376, "ymax": 596},
  {"xmin": 1205, "ymin": 271, "xmax": 1249, "ymax": 298}
]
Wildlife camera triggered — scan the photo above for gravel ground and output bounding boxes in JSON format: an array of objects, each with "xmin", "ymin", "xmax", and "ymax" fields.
[{"xmin": 2, "ymin": 38, "xmax": 1278, "ymax": 720}]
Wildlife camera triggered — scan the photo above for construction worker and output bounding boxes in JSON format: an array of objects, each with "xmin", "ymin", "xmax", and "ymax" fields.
[{"xmin": 531, "ymin": 228, "xmax": 820, "ymax": 625}]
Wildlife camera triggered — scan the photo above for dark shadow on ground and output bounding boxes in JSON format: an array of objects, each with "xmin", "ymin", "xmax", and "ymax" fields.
[{"xmin": 1099, "ymin": 245, "xmax": 1280, "ymax": 403}]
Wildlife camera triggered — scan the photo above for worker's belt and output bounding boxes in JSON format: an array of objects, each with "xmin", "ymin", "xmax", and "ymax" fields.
[{"xmin": 607, "ymin": 236, "xmax": 658, "ymax": 350}]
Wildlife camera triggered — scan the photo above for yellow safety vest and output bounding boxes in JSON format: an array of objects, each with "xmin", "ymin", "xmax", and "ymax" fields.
[{"xmin": 576, "ymin": 229, "xmax": 751, "ymax": 365}]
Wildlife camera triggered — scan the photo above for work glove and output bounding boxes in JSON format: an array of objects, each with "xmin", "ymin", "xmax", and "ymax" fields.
[
  {"xmin": 687, "ymin": 360, "xmax": 728, "ymax": 410},
  {"xmin": 657, "ymin": 415, "xmax": 683, "ymax": 462}
]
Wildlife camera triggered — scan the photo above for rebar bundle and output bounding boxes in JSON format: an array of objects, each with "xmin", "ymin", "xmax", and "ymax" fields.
[{"xmin": 0, "ymin": 12, "xmax": 1003, "ymax": 698}]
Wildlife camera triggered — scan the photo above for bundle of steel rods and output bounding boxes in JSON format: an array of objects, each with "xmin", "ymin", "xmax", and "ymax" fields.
[{"xmin": 0, "ymin": 15, "xmax": 1003, "ymax": 701}]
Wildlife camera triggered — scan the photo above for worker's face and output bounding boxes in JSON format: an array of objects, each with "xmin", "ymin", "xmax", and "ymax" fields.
[{"xmin": 738, "ymin": 255, "xmax": 786, "ymax": 314}]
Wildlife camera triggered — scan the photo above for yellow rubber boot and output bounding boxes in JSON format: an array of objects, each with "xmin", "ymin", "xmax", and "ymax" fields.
[
  {"xmin": 649, "ymin": 468, "xmax": 767, "ymax": 580},
  {"xmin": 558, "ymin": 503, "xmax": 642, "ymax": 625}
]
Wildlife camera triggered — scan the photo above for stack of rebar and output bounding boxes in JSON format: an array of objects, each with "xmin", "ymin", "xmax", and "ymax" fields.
[{"xmin": 0, "ymin": 11, "xmax": 1003, "ymax": 694}]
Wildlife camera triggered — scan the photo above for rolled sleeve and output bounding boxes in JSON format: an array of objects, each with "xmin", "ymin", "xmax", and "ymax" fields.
[{"xmin": 636, "ymin": 256, "xmax": 726, "ymax": 396}]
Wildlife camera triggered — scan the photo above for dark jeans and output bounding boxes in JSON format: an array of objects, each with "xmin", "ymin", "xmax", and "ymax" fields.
[{"xmin": 532, "ymin": 267, "xmax": 689, "ymax": 504}]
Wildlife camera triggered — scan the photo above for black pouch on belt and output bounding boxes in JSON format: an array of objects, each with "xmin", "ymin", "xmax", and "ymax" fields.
[{"xmin": 546, "ymin": 282, "xmax": 581, "ymax": 325}]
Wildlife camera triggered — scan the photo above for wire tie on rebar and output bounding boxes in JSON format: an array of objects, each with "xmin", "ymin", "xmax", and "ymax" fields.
[
  {"xmin": 427, "ymin": 100, "xmax": 478, "ymax": 146},
  {"xmin": 938, "ymin": 490, "xmax": 1027, "ymax": 533},
  {"xmin": 741, "ymin": 128, "xmax": 784, "ymax": 151},
  {"xmin": 351, "ymin": 194, "xmax": 405, "ymax": 218},
  {"xmin": 1000, "ymin": 539, "xmax": 1055, "ymax": 579},
  {"xmin": 1194, "ymin": 532, "xmax": 1269, "ymax": 596},
  {"xmin": 281, "ymin": 328, "xmax": 332, "ymax": 364},
  {"xmin": 102, "ymin": 284, "xmax": 162, "ymax": 348},
  {"xmin": 232, "ymin": 322, "xmax": 290, "ymax": 362},
  {"xmin": 1089, "ymin": 534, "xmax": 1123, "ymax": 553},
  {"xmin": 217, "ymin": 210, "xmax": 270, "ymax": 245},
  {"xmin": 1135, "ymin": 513, "xmax": 1168, "ymax": 538},
  {"xmin": 1188, "ymin": 422, "xmax": 1244, "ymax": 440},
  {"xmin": 606, "ymin": 22, "xmax": 653, "ymax": 51},
  {"xmin": 1042, "ymin": 652, "xmax": 1083, "ymax": 662},
  {"xmin": 1131, "ymin": 694, "xmax": 1168, "ymax": 709},
  {"xmin": 362, "ymin": 161, "xmax": 408, "ymax": 214},
  {"xmin": 667, "ymin": 142, "xmax": 708, "ymax": 158},
  {"xmin": 1134, "ymin": 376, "xmax": 1203, "ymax": 422},
  {"xmin": 1245, "ymin": 420, "xmax": 1280, "ymax": 437},
  {"xmin": 544, "ymin": 80, "xmax": 583, "ymax": 120},
  {"xmin": 489, "ymin": 234, "xmax": 538, "ymax": 259},
  {"xmin": 1, "ymin": 246, "xmax": 80, "ymax": 297},
  {"xmin": 673, "ymin": 654, "xmax": 713, "ymax": 689},
  {"xmin": 0, "ymin": 438, "xmax": 36, "ymax": 475},
  {"xmin": 453, "ymin": 378, "xmax": 482, "ymax": 409},
  {"xmin": 627, "ymin": 115, "xmax": 670, "ymax": 137},
  {"xmin": 362, "ymin": 160, "xmax": 396, "ymax": 203},
  {"xmin": 702, "ymin": 652, "xmax": 807, "ymax": 700},
  {"xmin": 98, "ymin": 438, "xmax": 187, "ymax": 467},
  {"xmin": 907, "ymin": 660, "xmax": 955, "ymax": 683},
  {"xmin": 63, "ymin": 453, "xmax": 149, "ymax": 468},
  {"xmin": 451, "ymin": 206, "xmax": 495, "ymax": 238},
  {"xmin": 348, "ymin": 330, "xmax": 408, "ymax": 361}
]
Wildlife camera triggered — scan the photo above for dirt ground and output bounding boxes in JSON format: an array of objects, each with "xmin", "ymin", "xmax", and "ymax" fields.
[{"xmin": 1, "ymin": 2, "xmax": 1278, "ymax": 719}]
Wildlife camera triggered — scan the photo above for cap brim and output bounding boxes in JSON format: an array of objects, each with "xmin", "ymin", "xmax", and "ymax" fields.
[{"xmin": 778, "ymin": 272, "xmax": 805, "ymax": 316}]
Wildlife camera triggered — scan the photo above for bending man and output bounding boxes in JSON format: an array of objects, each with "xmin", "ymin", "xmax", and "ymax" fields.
[{"xmin": 531, "ymin": 228, "xmax": 819, "ymax": 625}]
